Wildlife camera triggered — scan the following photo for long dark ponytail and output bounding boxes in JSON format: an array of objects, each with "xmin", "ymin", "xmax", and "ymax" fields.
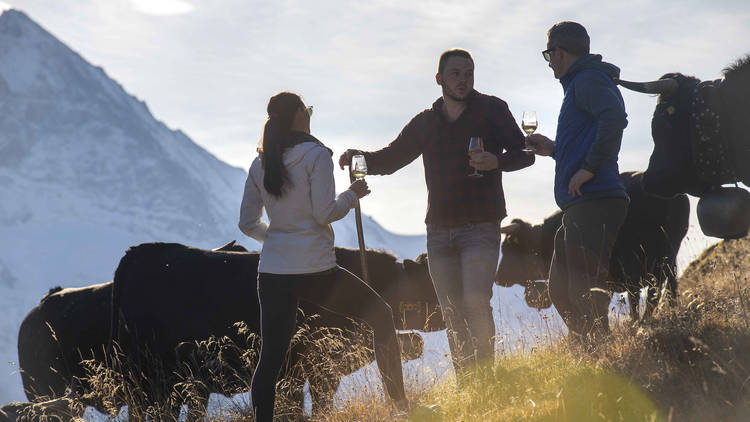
[{"xmin": 260, "ymin": 92, "xmax": 304, "ymax": 197}]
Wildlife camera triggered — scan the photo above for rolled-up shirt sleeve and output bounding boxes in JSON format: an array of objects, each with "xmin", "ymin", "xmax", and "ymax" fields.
[
  {"xmin": 310, "ymin": 150, "xmax": 358, "ymax": 225},
  {"xmin": 238, "ymin": 163, "xmax": 269, "ymax": 242}
]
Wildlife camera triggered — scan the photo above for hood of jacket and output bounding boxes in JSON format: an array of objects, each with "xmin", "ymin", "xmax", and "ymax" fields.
[{"xmin": 560, "ymin": 54, "xmax": 620, "ymax": 88}]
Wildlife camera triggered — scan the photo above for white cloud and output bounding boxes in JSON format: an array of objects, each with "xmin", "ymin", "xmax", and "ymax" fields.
[
  {"xmin": 130, "ymin": 0, "xmax": 193, "ymax": 16},
  {"xmin": 0, "ymin": 2, "xmax": 12, "ymax": 11}
]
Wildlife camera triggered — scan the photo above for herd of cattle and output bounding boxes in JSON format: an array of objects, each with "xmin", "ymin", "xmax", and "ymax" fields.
[
  {"xmin": 5, "ymin": 245, "xmax": 443, "ymax": 422},
  {"xmin": 2, "ymin": 56, "xmax": 748, "ymax": 421}
]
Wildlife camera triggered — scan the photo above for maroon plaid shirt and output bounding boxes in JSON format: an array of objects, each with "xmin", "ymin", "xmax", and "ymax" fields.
[{"xmin": 363, "ymin": 91, "xmax": 534, "ymax": 228}]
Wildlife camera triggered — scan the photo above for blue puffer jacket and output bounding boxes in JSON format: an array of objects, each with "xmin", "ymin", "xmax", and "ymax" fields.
[{"xmin": 553, "ymin": 54, "xmax": 629, "ymax": 209}]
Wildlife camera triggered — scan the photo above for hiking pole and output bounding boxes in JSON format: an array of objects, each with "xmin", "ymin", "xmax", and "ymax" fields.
[{"xmin": 349, "ymin": 155, "xmax": 370, "ymax": 283}]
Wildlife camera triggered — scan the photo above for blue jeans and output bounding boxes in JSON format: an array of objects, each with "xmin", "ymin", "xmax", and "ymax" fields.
[{"xmin": 426, "ymin": 222, "xmax": 500, "ymax": 375}]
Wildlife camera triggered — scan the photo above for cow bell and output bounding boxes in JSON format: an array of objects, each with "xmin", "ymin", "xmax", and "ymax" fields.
[{"xmin": 697, "ymin": 186, "xmax": 750, "ymax": 239}]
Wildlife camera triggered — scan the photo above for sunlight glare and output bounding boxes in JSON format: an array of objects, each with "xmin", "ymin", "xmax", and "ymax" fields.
[{"xmin": 131, "ymin": 0, "xmax": 194, "ymax": 16}]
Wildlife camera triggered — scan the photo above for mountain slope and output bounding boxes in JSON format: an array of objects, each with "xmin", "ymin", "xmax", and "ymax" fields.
[{"xmin": 0, "ymin": 9, "xmax": 248, "ymax": 241}]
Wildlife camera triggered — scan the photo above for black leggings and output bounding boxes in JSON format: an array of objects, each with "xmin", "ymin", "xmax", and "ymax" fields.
[{"xmin": 250, "ymin": 266, "xmax": 406, "ymax": 421}]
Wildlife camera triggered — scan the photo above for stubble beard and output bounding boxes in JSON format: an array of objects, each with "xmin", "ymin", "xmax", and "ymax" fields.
[{"xmin": 442, "ymin": 85, "xmax": 471, "ymax": 102}]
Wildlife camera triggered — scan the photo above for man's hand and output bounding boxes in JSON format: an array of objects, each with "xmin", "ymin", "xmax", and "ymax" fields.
[
  {"xmin": 568, "ymin": 168, "xmax": 595, "ymax": 197},
  {"xmin": 338, "ymin": 149, "xmax": 363, "ymax": 170},
  {"xmin": 469, "ymin": 152, "xmax": 499, "ymax": 171},
  {"xmin": 525, "ymin": 134, "xmax": 555, "ymax": 157}
]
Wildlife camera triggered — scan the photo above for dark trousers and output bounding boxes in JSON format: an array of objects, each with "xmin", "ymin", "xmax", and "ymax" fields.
[
  {"xmin": 250, "ymin": 266, "xmax": 406, "ymax": 422},
  {"xmin": 549, "ymin": 198, "xmax": 628, "ymax": 339}
]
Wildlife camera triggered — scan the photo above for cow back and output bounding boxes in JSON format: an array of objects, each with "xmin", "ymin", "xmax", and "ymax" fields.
[
  {"xmin": 333, "ymin": 247, "xmax": 443, "ymax": 331},
  {"xmin": 111, "ymin": 243, "xmax": 261, "ymax": 374},
  {"xmin": 18, "ymin": 282, "xmax": 111, "ymax": 403}
]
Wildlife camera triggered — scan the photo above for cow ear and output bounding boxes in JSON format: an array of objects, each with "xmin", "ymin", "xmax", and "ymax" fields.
[
  {"xmin": 403, "ymin": 258, "xmax": 425, "ymax": 274},
  {"xmin": 404, "ymin": 252, "xmax": 428, "ymax": 271}
]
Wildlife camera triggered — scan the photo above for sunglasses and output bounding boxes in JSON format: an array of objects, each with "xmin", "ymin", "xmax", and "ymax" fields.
[
  {"xmin": 305, "ymin": 105, "xmax": 314, "ymax": 117},
  {"xmin": 542, "ymin": 46, "xmax": 566, "ymax": 62}
]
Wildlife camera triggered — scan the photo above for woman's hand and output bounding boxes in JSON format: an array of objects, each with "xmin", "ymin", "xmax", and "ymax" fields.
[{"xmin": 349, "ymin": 179, "xmax": 371, "ymax": 199}]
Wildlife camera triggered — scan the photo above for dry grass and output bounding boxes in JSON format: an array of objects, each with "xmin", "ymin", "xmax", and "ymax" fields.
[
  {"xmin": 69, "ymin": 317, "xmax": 403, "ymax": 421},
  {"xmin": 309, "ymin": 237, "xmax": 750, "ymax": 421},
  {"xmin": 20, "ymin": 238, "xmax": 750, "ymax": 421}
]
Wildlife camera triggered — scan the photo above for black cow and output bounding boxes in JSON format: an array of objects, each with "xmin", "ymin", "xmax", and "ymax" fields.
[
  {"xmin": 14, "ymin": 241, "xmax": 251, "ymax": 418},
  {"xmin": 14, "ymin": 245, "xmax": 441, "ymax": 421},
  {"xmin": 17, "ymin": 282, "xmax": 111, "ymax": 415},
  {"xmin": 110, "ymin": 243, "xmax": 443, "ymax": 421},
  {"xmin": 496, "ymin": 171, "xmax": 689, "ymax": 322},
  {"xmin": 617, "ymin": 56, "xmax": 750, "ymax": 200}
]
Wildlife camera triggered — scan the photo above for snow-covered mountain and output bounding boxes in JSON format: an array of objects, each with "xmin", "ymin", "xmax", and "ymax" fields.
[{"xmin": 0, "ymin": 9, "xmax": 434, "ymax": 403}]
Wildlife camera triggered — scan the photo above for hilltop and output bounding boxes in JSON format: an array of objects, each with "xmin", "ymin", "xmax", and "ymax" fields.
[{"xmin": 680, "ymin": 235, "xmax": 750, "ymax": 292}]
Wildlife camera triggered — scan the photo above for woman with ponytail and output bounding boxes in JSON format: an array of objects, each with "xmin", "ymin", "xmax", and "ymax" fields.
[{"xmin": 239, "ymin": 91, "xmax": 410, "ymax": 420}]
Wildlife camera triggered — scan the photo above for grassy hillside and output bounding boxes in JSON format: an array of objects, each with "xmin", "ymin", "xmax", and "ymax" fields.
[
  {"xmin": 306, "ymin": 237, "xmax": 750, "ymax": 421},
  {"xmin": 19, "ymin": 238, "xmax": 750, "ymax": 421}
]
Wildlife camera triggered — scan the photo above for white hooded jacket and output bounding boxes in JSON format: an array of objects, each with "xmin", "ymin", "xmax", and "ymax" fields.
[{"xmin": 239, "ymin": 138, "xmax": 357, "ymax": 274}]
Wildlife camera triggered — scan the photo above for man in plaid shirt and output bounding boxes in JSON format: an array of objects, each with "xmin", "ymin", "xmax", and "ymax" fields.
[{"xmin": 339, "ymin": 49, "xmax": 534, "ymax": 382}]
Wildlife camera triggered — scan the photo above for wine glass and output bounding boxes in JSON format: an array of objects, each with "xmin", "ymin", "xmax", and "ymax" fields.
[
  {"xmin": 521, "ymin": 111, "xmax": 538, "ymax": 153},
  {"xmin": 468, "ymin": 137, "xmax": 484, "ymax": 178},
  {"xmin": 352, "ymin": 154, "xmax": 368, "ymax": 180}
]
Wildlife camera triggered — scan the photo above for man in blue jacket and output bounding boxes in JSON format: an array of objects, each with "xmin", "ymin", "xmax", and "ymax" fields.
[{"xmin": 526, "ymin": 21, "xmax": 629, "ymax": 343}]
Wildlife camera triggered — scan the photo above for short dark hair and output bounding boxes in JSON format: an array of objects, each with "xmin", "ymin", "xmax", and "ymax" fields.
[
  {"xmin": 438, "ymin": 49, "xmax": 474, "ymax": 74},
  {"xmin": 547, "ymin": 21, "xmax": 589, "ymax": 57}
]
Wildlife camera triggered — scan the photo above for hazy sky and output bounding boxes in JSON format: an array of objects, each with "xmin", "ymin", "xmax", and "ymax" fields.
[{"xmin": 4, "ymin": 0, "xmax": 750, "ymax": 234}]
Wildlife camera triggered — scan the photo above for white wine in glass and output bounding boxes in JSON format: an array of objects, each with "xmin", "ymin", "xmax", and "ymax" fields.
[
  {"xmin": 468, "ymin": 136, "xmax": 483, "ymax": 178},
  {"xmin": 521, "ymin": 111, "xmax": 538, "ymax": 152},
  {"xmin": 352, "ymin": 154, "xmax": 368, "ymax": 180}
]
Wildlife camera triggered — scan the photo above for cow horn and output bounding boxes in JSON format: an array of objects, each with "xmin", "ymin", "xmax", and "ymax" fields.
[
  {"xmin": 500, "ymin": 222, "xmax": 521, "ymax": 234},
  {"xmin": 212, "ymin": 240, "xmax": 236, "ymax": 251},
  {"xmin": 616, "ymin": 77, "xmax": 679, "ymax": 96}
]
